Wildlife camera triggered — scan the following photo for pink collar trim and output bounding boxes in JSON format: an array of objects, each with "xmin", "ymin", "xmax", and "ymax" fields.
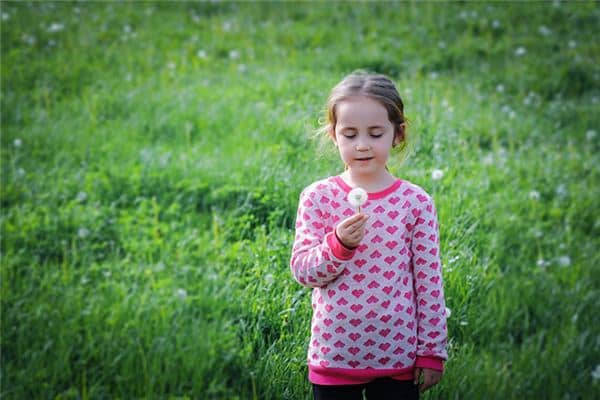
[{"xmin": 332, "ymin": 175, "xmax": 403, "ymax": 200}]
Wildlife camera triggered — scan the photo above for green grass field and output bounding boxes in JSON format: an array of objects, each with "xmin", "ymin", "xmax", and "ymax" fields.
[{"xmin": 1, "ymin": 1, "xmax": 599, "ymax": 399}]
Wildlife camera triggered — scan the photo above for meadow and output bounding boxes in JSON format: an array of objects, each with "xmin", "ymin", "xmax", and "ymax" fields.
[{"xmin": 1, "ymin": 1, "xmax": 599, "ymax": 399}]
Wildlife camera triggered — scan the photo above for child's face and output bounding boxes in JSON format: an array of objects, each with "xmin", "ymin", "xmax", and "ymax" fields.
[{"xmin": 333, "ymin": 95, "xmax": 399, "ymax": 176}]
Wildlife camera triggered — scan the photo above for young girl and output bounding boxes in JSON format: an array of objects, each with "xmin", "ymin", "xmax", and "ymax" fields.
[{"xmin": 290, "ymin": 71, "xmax": 448, "ymax": 400}]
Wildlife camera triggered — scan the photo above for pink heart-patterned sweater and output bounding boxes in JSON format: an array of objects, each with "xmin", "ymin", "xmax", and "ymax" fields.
[{"xmin": 290, "ymin": 175, "xmax": 448, "ymax": 385}]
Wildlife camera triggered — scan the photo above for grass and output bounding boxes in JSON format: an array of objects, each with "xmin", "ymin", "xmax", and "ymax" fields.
[{"xmin": 1, "ymin": 1, "xmax": 599, "ymax": 399}]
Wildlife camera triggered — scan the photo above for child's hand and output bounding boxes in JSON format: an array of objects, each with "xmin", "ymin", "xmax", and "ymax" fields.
[
  {"xmin": 414, "ymin": 367, "xmax": 442, "ymax": 393},
  {"xmin": 335, "ymin": 213, "xmax": 369, "ymax": 249}
]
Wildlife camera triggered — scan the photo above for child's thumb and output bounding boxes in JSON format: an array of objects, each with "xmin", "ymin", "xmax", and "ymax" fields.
[{"xmin": 413, "ymin": 367, "xmax": 421, "ymax": 385}]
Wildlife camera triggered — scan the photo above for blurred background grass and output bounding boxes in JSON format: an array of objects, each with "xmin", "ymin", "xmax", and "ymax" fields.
[{"xmin": 1, "ymin": 1, "xmax": 599, "ymax": 399}]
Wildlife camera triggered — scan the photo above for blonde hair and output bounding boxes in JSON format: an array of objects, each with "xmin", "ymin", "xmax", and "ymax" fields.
[{"xmin": 315, "ymin": 70, "xmax": 410, "ymax": 165}]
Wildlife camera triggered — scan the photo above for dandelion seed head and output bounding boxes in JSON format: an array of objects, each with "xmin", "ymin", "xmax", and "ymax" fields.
[
  {"xmin": 76, "ymin": 191, "xmax": 88, "ymax": 203},
  {"xmin": 47, "ymin": 23, "xmax": 64, "ymax": 33},
  {"xmin": 529, "ymin": 190, "xmax": 540, "ymax": 201},
  {"xmin": 13, "ymin": 138, "xmax": 22, "ymax": 148},
  {"xmin": 591, "ymin": 364, "xmax": 600, "ymax": 381},
  {"xmin": 431, "ymin": 169, "xmax": 444, "ymax": 181},
  {"xmin": 557, "ymin": 256, "xmax": 571, "ymax": 267},
  {"xmin": 176, "ymin": 288, "xmax": 188, "ymax": 300},
  {"xmin": 265, "ymin": 274, "xmax": 275, "ymax": 285},
  {"xmin": 538, "ymin": 26, "xmax": 551, "ymax": 36},
  {"xmin": 229, "ymin": 50, "xmax": 240, "ymax": 60},
  {"xmin": 197, "ymin": 49, "xmax": 207, "ymax": 59},
  {"xmin": 78, "ymin": 227, "xmax": 90, "ymax": 238},
  {"xmin": 586, "ymin": 130, "xmax": 597, "ymax": 141},
  {"xmin": 445, "ymin": 307, "xmax": 451, "ymax": 318},
  {"xmin": 514, "ymin": 47, "xmax": 526, "ymax": 56}
]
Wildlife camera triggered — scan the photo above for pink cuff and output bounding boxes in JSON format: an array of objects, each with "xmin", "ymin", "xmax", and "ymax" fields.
[
  {"xmin": 326, "ymin": 232, "xmax": 356, "ymax": 261},
  {"xmin": 415, "ymin": 356, "xmax": 444, "ymax": 372}
]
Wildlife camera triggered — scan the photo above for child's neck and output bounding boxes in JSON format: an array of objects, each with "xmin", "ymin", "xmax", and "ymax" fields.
[{"xmin": 341, "ymin": 169, "xmax": 397, "ymax": 193}]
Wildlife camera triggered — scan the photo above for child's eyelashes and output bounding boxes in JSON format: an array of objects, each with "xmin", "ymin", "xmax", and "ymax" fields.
[{"xmin": 342, "ymin": 133, "xmax": 384, "ymax": 139}]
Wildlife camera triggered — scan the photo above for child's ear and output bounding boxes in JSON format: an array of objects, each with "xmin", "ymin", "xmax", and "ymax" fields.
[
  {"xmin": 328, "ymin": 124, "xmax": 337, "ymax": 144},
  {"xmin": 393, "ymin": 123, "xmax": 406, "ymax": 146}
]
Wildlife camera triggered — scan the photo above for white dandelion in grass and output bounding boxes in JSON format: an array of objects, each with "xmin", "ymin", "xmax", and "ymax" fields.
[
  {"xmin": 348, "ymin": 187, "xmax": 368, "ymax": 213},
  {"xmin": 76, "ymin": 191, "xmax": 87, "ymax": 203},
  {"xmin": 176, "ymin": 288, "xmax": 187, "ymax": 300},
  {"xmin": 78, "ymin": 227, "xmax": 90, "ymax": 239},
  {"xmin": 586, "ymin": 130, "xmax": 596, "ymax": 141},
  {"xmin": 537, "ymin": 259, "xmax": 548, "ymax": 268},
  {"xmin": 568, "ymin": 40, "xmax": 577, "ymax": 49},
  {"xmin": 592, "ymin": 364, "xmax": 600, "ymax": 381},
  {"xmin": 197, "ymin": 49, "xmax": 207, "ymax": 59},
  {"xmin": 47, "ymin": 23, "xmax": 64, "ymax": 33},
  {"xmin": 529, "ymin": 191, "xmax": 540, "ymax": 201},
  {"xmin": 431, "ymin": 169, "xmax": 444, "ymax": 181},
  {"xmin": 13, "ymin": 138, "xmax": 22, "ymax": 148},
  {"xmin": 265, "ymin": 273, "xmax": 275, "ymax": 285},
  {"xmin": 514, "ymin": 47, "xmax": 526, "ymax": 56},
  {"xmin": 538, "ymin": 26, "xmax": 551, "ymax": 36},
  {"xmin": 445, "ymin": 307, "xmax": 451, "ymax": 318},
  {"xmin": 229, "ymin": 50, "xmax": 240, "ymax": 60},
  {"xmin": 557, "ymin": 256, "xmax": 571, "ymax": 267}
]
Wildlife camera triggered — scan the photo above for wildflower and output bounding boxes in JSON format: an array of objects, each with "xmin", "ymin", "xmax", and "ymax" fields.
[
  {"xmin": 592, "ymin": 364, "xmax": 600, "ymax": 381},
  {"xmin": 176, "ymin": 288, "xmax": 187, "ymax": 300},
  {"xmin": 538, "ymin": 26, "xmax": 551, "ymax": 36},
  {"xmin": 514, "ymin": 47, "xmax": 526, "ymax": 56},
  {"xmin": 555, "ymin": 184, "xmax": 567, "ymax": 198},
  {"xmin": 429, "ymin": 71, "xmax": 439, "ymax": 80},
  {"xmin": 15, "ymin": 168, "xmax": 26, "ymax": 178},
  {"xmin": 229, "ymin": 50, "xmax": 240, "ymax": 60},
  {"xmin": 76, "ymin": 191, "xmax": 87, "ymax": 203},
  {"xmin": 496, "ymin": 84, "xmax": 505, "ymax": 93},
  {"xmin": 537, "ymin": 259, "xmax": 548, "ymax": 268},
  {"xmin": 47, "ymin": 23, "xmax": 64, "ymax": 33},
  {"xmin": 557, "ymin": 256, "xmax": 571, "ymax": 267},
  {"xmin": 167, "ymin": 61, "xmax": 176, "ymax": 70},
  {"xmin": 445, "ymin": 307, "xmax": 451, "ymax": 318},
  {"xmin": 1, "ymin": 12, "xmax": 9, "ymax": 21},
  {"xmin": 492, "ymin": 19, "xmax": 501, "ymax": 29},
  {"xmin": 586, "ymin": 130, "xmax": 597, "ymax": 141},
  {"xmin": 78, "ymin": 227, "xmax": 90, "ymax": 238},
  {"xmin": 22, "ymin": 34, "xmax": 36, "ymax": 45},
  {"xmin": 237, "ymin": 64, "xmax": 247, "ymax": 73},
  {"xmin": 265, "ymin": 273, "xmax": 275, "ymax": 285},
  {"xmin": 197, "ymin": 49, "xmax": 207, "ymax": 59},
  {"xmin": 431, "ymin": 169, "xmax": 444, "ymax": 181},
  {"xmin": 529, "ymin": 191, "xmax": 540, "ymax": 201},
  {"xmin": 222, "ymin": 21, "xmax": 232, "ymax": 32},
  {"xmin": 482, "ymin": 153, "xmax": 493, "ymax": 166},
  {"xmin": 568, "ymin": 40, "xmax": 577, "ymax": 49},
  {"xmin": 13, "ymin": 138, "xmax": 22, "ymax": 148},
  {"xmin": 348, "ymin": 188, "xmax": 368, "ymax": 212},
  {"xmin": 459, "ymin": 321, "xmax": 468, "ymax": 326}
]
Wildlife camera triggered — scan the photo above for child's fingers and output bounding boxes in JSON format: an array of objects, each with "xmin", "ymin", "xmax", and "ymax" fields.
[{"xmin": 413, "ymin": 367, "xmax": 421, "ymax": 385}]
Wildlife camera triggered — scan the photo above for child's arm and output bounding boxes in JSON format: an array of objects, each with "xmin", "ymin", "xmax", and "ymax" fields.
[
  {"xmin": 290, "ymin": 187, "xmax": 356, "ymax": 288},
  {"xmin": 411, "ymin": 194, "xmax": 448, "ymax": 371}
]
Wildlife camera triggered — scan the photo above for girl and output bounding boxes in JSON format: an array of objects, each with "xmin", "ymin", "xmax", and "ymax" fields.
[{"xmin": 290, "ymin": 71, "xmax": 448, "ymax": 400}]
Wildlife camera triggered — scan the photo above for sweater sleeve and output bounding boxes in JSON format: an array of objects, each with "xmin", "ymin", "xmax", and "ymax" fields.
[
  {"xmin": 290, "ymin": 187, "xmax": 356, "ymax": 288},
  {"xmin": 411, "ymin": 194, "xmax": 448, "ymax": 370}
]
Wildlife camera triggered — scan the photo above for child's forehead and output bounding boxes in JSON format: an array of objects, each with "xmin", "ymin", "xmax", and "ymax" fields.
[{"xmin": 336, "ymin": 95, "xmax": 389, "ymax": 126}]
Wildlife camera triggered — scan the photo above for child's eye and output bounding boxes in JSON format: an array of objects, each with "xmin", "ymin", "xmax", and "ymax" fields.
[
  {"xmin": 343, "ymin": 133, "xmax": 356, "ymax": 138},
  {"xmin": 371, "ymin": 133, "xmax": 384, "ymax": 138}
]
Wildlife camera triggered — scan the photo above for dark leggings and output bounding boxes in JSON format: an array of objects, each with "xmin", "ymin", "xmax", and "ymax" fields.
[{"xmin": 313, "ymin": 377, "xmax": 419, "ymax": 400}]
